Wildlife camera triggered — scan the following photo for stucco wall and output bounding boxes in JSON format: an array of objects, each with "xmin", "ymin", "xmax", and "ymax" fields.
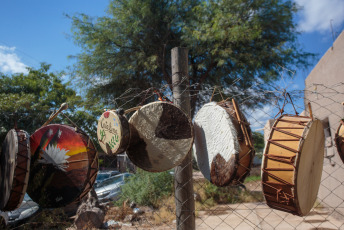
[{"xmin": 304, "ymin": 31, "xmax": 344, "ymax": 214}]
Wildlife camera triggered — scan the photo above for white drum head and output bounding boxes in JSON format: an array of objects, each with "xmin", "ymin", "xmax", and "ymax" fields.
[{"xmin": 194, "ymin": 102, "xmax": 240, "ymax": 186}]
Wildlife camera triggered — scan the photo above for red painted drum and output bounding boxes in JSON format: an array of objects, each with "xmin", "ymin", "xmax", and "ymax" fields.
[
  {"xmin": 0, "ymin": 129, "xmax": 30, "ymax": 211},
  {"xmin": 28, "ymin": 124, "xmax": 98, "ymax": 208}
]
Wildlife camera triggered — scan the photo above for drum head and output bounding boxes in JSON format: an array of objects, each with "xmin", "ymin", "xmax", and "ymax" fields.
[
  {"xmin": 296, "ymin": 119, "xmax": 324, "ymax": 216},
  {"xmin": 0, "ymin": 129, "xmax": 30, "ymax": 211},
  {"xmin": 28, "ymin": 124, "xmax": 98, "ymax": 208},
  {"xmin": 127, "ymin": 101, "xmax": 193, "ymax": 172},
  {"xmin": 97, "ymin": 110, "xmax": 129, "ymax": 155},
  {"xmin": 193, "ymin": 102, "xmax": 240, "ymax": 186}
]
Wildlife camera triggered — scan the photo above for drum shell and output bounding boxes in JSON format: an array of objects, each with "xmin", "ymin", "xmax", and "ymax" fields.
[
  {"xmin": 262, "ymin": 115, "xmax": 324, "ymax": 216},
  {"xmin": 335, "ymin": 121, "xmax": 344, "ymax": 164},
  {"xmin": 0, "ymin": 129, "xmax": 30, "ymax": 211},
  {"xmin": 28, "ymin": 124, "xmax": 98, "ymax": 208},
  {"xmin": 217, "ymin": 101, "xmax": 255, "ymax": 185}
]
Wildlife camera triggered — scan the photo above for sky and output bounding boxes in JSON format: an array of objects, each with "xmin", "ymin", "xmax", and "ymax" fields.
[{"xmin": 0, "ymin": 0, "xmax": 344, "ymax": 129}]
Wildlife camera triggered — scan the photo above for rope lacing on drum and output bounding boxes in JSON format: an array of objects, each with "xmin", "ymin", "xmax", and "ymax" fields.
[
  {"xmin": 263, "ymin": 154, "xmax": 296, "ymax": 165},
  {"xmin": 262, "ymin": 173, "xmax": 295, "ymax": 206}
]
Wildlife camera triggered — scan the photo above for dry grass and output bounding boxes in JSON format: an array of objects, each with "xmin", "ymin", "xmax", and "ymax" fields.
[
  {"xmin": 151, "ymin": 196, "xmax": 175, "ymax": 225},
  {"xmin": 105, "ymin": 201, "xmax": 133, "ymax": 222}
]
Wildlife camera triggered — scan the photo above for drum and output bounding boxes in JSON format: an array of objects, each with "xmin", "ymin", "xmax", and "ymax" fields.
[
  {"xmin": 127, "ymin": 101, "xmax": 194, "ymax": 172},
  {"xmin": 262, "ymin": 115, "xmax": 325, "ymax": 216},
  {"xmin": 28, "ymin": 124, "xmax": 98, "ymax": 208},
  {"xmin": 335, "ymin": 120, "xmax": 344, "ymax": 164},
  {"xmin": 97, "ymin": 110, "xmax": 130, "ymax": 155},
  {"xmin": 0, "ymin": 129, "xmax": 30, "ymax": 211},
  {"xmin": 193, "ymin": 100, "xmax": 255, "ymax": 187}
]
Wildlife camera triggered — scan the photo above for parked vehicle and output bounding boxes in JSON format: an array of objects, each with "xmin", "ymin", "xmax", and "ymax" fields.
[
  {"xmin": 7, "ymin": 194, "xmax": 39, "ymax": 224},
  {"xmin": 95, "ymin": 173, "xmax": 132, "ymax": 202},
  {"xmin": 95, "ymin": 170, "xmax": 120, "ymax": 184}
]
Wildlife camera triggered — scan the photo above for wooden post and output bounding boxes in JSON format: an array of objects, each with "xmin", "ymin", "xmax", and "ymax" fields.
[{"xmin": 172, "ymin": 47, "xmax": 195, "ymax": 230}]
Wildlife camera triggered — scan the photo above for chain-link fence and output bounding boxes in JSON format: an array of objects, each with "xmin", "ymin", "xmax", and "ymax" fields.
[{"xmin": 1, "ymin": 80, "xmax": 344, "ymax": 230}]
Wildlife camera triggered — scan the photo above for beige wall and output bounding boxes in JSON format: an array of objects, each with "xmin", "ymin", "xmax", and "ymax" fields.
[{"xmin": 304, "ymin": 31, "xmax": 344, "ymax": 214}]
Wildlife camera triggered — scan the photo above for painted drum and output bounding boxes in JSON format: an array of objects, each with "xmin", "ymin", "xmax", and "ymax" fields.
[
  {"xmin": 97, "ymin": 110, "xmax": 130, "ymax": 155},
  {"xmin": 127, "ymin": 101, "xmax": 194, "ymax": 172},
  {"xmin": 193, "ymin": 101, "xmax": 255, "ymax": 187},
  {"xmin": 335, "ymin": 120, "xmax": 344, "ymax": 164},
  {"xmin": 0, "ymin": 129, "xmax": 30, "ymax": 211},
  {"xmin": 27, "ymin": 124, "xmax": 98, "ymax": 208},
  {"xmin": 262, "ymin": 115, "xmax": 325, "ymax": 216}
]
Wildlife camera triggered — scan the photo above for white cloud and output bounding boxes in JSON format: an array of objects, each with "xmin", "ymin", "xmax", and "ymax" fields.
[
  {"xmin": 295, "ymin": 0, "xmax": 344, "ymax": 33},
  {"xmin": 0, "ymin": 46, "xmax": 28, "ymax": 74},
  {"xmin": 245, "ymin": 104, "xmax": 277, "ymax": 131}
]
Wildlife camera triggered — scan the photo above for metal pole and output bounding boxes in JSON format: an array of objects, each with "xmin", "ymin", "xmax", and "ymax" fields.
[{"xmin": 172, "ymin": 47, "xmax": 195, "ymax": 230}]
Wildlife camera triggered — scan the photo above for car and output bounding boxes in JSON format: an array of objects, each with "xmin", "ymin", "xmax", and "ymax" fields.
[
  {"xmin": 7, "ymin": 194, "xmax": 39, "ymax": 224},
  {"xmin": 95, "ymin": 172, "xmax": 132, "ymax": 202},
  {"xmin": 95, "ymin": 170, "xmax": 120, "ymax": 185}
]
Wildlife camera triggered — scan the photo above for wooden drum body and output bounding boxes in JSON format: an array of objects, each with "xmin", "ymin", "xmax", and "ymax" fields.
[
  {"xmin": 194, "ymin": 101, "xmax": 255, "ymax": 187},
  {"xmin": 335, "ymin": 120, "xmax": 344, "ymax": 164},
  {"xmin": 97, "ymin": 110, "xmax": 130, "ymax": 155},
  {"xmin": 0, "ymin": 129, "xmax": 30, "ymax": 211},
  {"xmin": 28, "ymin": 124, "xmax": 98, "ymax": 208},
  {"xmin": 262, "ymin": 115, "xmax": 325, "ymax": 216},
  {"xmin": 127, "ymin": 101, "xmax": 194, "ymax": 172}
]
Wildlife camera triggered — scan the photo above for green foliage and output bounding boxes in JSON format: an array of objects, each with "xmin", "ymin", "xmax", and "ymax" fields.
[
  {"xmin": 116, "ymin": 169, "xmax": 173, "ymax": 208},
  {"xmin": 252, "ymin": 131, "xmax": 265, "ymax": 157},
  {"xmin": 0, "ymin": 63, "xmax": 100, "ymax": 145},
  {"xmin": 244, "ymin": 175, "xmax": 261, "ymax": 182},
  {"xmin": 68, "ymin": 0, "xmax": 314, "ymax": 116}
]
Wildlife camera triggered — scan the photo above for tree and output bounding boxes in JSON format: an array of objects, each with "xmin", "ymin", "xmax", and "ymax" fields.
[
  {"xmin": 252, "ymin": 131, "xmax": 265, "ymax": 157},
  {"xmin": 68, "ymin": 0, "xmax": 313, "ymax": 116},
  {"xmin": 0, "ymin": 63, "xmax": 100, "ymax": 144}
]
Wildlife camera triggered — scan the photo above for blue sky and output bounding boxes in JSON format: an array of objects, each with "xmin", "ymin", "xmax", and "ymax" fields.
[
  {"xmin": 0, "ymin": 0, "xmax": 343, "ymax": 77},
  {"xmin": 0, "ymin": 0, "xmax": 343, "ymax": 98}
]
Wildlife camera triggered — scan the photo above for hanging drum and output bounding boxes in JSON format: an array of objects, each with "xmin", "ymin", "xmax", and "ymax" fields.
[
  {"xmin": 193, "ymin": 100, "xmax": 255, "ymax": 187},
  {"xmin": 97, "ymin": 110, "xmax": 130, "ymax": 155},
  {"xmin": 0, "ymin": 129, "xmax": 30, "ymax": 211},
  {"xmin": 27, "ymin": 124, "xmax": 98, "ymax": 208},
  {"xmin": 262, "ymin": 115, "xmax": 325, "ymax": 216},
  {"xmin": 335, "ymin": 120, "xmax": 344, "ymax": 164},
  {"xmin": 127, "ymin": 101, "xmax": 193, "ymax": 172}
]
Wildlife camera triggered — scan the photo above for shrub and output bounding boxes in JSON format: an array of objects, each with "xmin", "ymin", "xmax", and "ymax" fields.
[{"xmin": 115, "ymin": 169, "xmax": 173, "ymax": 208}]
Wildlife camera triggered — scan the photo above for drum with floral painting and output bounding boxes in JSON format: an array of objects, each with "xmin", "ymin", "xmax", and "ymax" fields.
[
  {"xmin": 27, "ymin": 124, "xmax": 98, "ymax": 208},
  {"xmin": 97, "ymin": 110, "xmax": 130, "ymax": 155}
]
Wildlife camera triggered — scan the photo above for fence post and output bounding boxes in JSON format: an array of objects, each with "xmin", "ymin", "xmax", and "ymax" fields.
[{"xmin": 172, "ymin": 47, "xmax": 195, "ymax": 230}]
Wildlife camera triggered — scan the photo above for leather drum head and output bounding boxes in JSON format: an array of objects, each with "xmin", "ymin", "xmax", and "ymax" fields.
[
  {"xmin": 28, "ymin": 124, "xmax": 98, "ymax": 208},
  {"xmin": 127, "ymin": 101, "xmax": 194, "ymax": 172},
  {"xmin": 193, "ymin": 102, "xmax": 240, "ymax": 186},
  {"xmin": 296, "ymin": 119, "xmax": 324, "ymax": 216}
]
